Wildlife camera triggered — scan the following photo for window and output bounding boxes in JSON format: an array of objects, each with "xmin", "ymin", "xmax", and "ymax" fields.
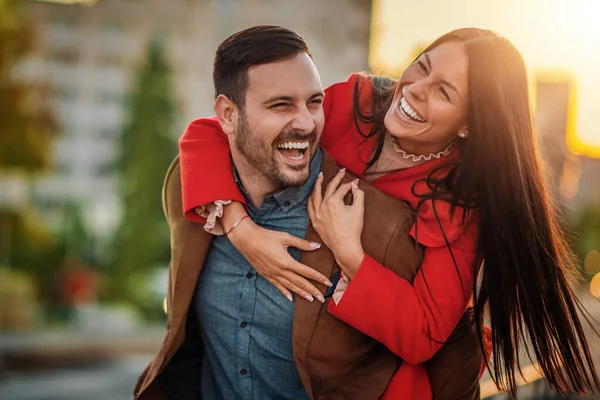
[
  {"xmin": 96, "ymin": 53, "xmax": 123, "ymax": 68},
  {"xmin": 49, "ymin": 47, "xmax": 79, "ymax": 65}
]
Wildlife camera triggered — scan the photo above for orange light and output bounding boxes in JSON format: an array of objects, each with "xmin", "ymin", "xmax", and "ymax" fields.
[
  {"xmin": 589, "ymin": 273, "xmax": 600, "ymax": 298},
  {"xmin": 585, "ymin": 250, "xmax": 600, "ymax": 276}
]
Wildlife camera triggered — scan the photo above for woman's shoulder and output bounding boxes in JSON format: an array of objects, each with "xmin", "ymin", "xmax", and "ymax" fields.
[
  {"xmin": 410, "ymin": 198, "xmax": 479, "ymax": 251},
  {"xmin": 324, "ymin": 72, "xmax": 372, "ymax": 100},
  {"xmin": 406, "ymin": 152, "xmax": 480, "ymax": 251},
  {"xmin": 323, "ymin": 72, "xmax": 374, "ymax": 123}
]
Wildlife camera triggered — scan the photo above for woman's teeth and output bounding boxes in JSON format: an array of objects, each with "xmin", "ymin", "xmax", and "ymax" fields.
[{"xmin": 400, "ymin": 97, "xmax": 425, "ymax": 122}]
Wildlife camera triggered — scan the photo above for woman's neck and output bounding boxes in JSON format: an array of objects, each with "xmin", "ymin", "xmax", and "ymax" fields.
[{"xmin": 395, "ymin": 137, "xmax": 450, "ymax": 156}]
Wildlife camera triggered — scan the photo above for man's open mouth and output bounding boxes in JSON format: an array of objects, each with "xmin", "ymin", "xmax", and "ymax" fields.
[{"xmin": 276, "ymin": 141, "xmax": 310, "ymax": 161}]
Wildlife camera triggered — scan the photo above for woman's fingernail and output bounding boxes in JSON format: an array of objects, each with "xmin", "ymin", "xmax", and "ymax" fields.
[
  {"xmin": 304, "ymin": 294, "xmax": 314, "ymax": 302},
  {"xmin": 309, "ymin": 242, "xmax": 321, "ymax": 249},
  {"xmin": 351, "ymin": 179, "xmax": 359, "ymax": 188},
  {"xmin": 318, "ymin": 172, "xmax": 323, "ymax": 178},
  {"xmin": 316, "ymin": 295, "xmax": 325, "ymax": 303},
  {"xmin": 339, "ymin": 168, "xmax": 346, "ymax": 173},
  {"xmin": 287, "ymin": 294, "xmax": 293, "ymax": 302},
  {"xmin": 324, "ymin": 280, "xmax": 333, "ymax": 287}
]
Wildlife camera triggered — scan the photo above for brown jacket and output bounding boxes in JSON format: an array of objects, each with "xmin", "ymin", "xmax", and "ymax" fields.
[{"xmin": 134, "ymin": 152, "xmax": 483, "ymax": 400}]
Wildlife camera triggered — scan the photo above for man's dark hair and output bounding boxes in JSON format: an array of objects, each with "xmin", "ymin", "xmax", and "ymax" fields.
[{"xmin": 213, "ymin": 25, "xmax": 311, "ymax": 108}]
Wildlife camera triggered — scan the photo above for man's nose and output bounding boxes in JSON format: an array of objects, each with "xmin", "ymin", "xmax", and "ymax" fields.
[{"xmin": 291, "ymin": 106, "xmax": 316, "ymax": 133}]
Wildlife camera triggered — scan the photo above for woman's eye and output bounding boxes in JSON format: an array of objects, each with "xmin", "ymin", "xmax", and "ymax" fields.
[
  {"xmin": 439, "ymin": 87, "xmax": 450, "ymax": 101},
  {"xmin": 417, "ymin": 61, "xmax": 427, "ymax": 73}
]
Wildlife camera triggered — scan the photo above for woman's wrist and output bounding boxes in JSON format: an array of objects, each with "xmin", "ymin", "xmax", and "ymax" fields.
[
  {"xmin": 335, "ymin": 246, "xmax": 365, "ymax": 280},
  {"xmin": 221, "ymin": 201, "xmax": 248, "ymax": 233}
]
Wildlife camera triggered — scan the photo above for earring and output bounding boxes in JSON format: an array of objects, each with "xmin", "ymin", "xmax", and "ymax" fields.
[{"xmin": 459, "ymin": 131, "xmax": 467, "ymax": 138}]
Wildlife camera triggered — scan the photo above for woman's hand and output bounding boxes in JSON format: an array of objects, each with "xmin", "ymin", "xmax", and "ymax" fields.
[
  {"xmin": 308, "ymin": 169, "xmax": 365, "ymax": 279},
  {"xmin": 223, "ymin": 202, "xmax": 332, "ymax": 303}
]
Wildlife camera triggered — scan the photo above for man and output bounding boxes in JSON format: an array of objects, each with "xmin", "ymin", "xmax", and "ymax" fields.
[{"xmin": 135, "ymin": 26, "xmax": 483, "ymax": 400}]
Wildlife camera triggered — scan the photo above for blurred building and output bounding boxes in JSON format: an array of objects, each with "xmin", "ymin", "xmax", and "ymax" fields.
[
  {"xmin": 575, "ymin": 156, "xmax": 600, "ymax": 207},
  {"xmin": 22, "ymin": 0, "xmax": 373, "ymax": 235},
  {"xmin": 533, "ymin": 74, "xmax": 600, "ymax": 210}
]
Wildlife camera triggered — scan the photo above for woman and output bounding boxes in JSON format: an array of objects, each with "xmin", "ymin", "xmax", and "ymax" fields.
[{"xmin": 178, "ymin": 28, "xmax": 599, "ymax": 398}]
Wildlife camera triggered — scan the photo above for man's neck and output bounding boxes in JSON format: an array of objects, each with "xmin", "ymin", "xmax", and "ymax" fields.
[{"xmin": 230, "ymin": 151, "xmax": 278, "ymax": 209}]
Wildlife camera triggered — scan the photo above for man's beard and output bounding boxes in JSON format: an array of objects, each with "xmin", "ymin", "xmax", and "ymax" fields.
[{"xmin": 234, "ymin": 115, "xmax": 316, "ymax": 190}]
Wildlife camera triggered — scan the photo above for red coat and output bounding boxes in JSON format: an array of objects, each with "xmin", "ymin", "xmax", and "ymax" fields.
[{"xmin": 179, "ymin": 74, "xmax": 481, "ymax": 400}]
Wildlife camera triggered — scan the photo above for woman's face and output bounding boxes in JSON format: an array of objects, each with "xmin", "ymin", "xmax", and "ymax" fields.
[{"xmin": 384, "ymin": 41, "xmax": 470, "ymax": 147}]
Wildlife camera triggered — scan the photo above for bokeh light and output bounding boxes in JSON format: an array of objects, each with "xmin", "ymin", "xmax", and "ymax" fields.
[
  {"xmin": 590, "ymin": 272, "xmax": 600, "ymax": 298},
  {"xmin": 585, "ymin": 250, "xmax": 600, "ymax": 276}
]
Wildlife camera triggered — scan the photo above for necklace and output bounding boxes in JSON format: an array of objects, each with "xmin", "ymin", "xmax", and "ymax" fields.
[{"xmin": 390, "ymin": 137, "xmax": 455, "ymax": 163}]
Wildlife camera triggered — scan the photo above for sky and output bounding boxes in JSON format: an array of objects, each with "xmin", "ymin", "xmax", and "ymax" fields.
[{"xmin": 370, "ymin": 0, "xmax": 600, "ymax": 155}]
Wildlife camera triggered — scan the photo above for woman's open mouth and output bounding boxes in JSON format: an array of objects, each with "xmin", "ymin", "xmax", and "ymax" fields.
[{"xmin": 398, "ymin": 96, "xmax": 425, "ymax": 123}]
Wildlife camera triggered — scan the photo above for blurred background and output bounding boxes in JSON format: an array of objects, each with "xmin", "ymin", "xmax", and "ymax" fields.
[{"xmin": 0, "ymin": 0, "xmax": 598, "ymax": 399}]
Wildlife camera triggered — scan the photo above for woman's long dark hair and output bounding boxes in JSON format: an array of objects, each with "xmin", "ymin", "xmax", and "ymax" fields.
[{"xmin": 354, "ymin": 28, "xmax": 600, "ymax": 398}]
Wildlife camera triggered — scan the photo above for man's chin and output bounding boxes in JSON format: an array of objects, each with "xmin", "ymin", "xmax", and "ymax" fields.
[{"xmin": 278, "ymin": 167, "xmax": 311, "ymax": 188}]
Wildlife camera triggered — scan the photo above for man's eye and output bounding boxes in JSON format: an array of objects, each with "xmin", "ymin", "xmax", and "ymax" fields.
[
  {"xmin": 271, "ymin": 103, "xmax": 287, "ymax": 108},
  {"xmin": 311, "ymin": 99, "xmax": 322, "ymax": 105}
]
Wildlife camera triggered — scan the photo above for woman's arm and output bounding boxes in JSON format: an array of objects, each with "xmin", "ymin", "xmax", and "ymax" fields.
[
  {"xmin": 178, "ymin": 118, "xmax": 332, "ymax": 302},
  {"xmin": 328, "ymin": 241, "xmax": 477, "ymax": 364},
  {"xmin": 178, "ymin": 73, "xmax": 354, "ymax": 222},
  {"xmin": 176, "ymin": 75, "xmax": 359, "ymax": 301},
  {"xmin": 309, "ymin": 171, "xmax": 478, "ymax": 364},
  {"xmin": 178, "ymin": 117, "xmax": 243, "ymax": 222}
]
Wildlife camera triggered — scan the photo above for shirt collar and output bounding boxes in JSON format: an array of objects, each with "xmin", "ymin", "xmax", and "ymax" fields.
[{"xmin": 233, "ymin": 148, "xmax": 323, "ymax": 213}]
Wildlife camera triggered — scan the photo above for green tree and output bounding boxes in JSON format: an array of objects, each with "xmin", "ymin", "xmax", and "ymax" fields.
[
  {"xmin": 570, "ymin": 203, "xmax": 600, "ymax": 277},
  {"xmin": 0, "ymin": 0, "xmax": 58, "ymax": 274},
  {"xmin": 0, "ymin": 0, "xmax": 57, "ymax": 171},
  {"xmin": 109, "ymin": 33, "xmax": 178, "ymax": 306}
]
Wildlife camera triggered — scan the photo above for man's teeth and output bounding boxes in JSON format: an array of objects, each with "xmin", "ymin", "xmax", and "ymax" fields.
[
  {"xmin": 277, "ymin": 141, "xmax": 310, "ymax": 150},
  {"xmin": 400, "ymin": 97, "xmax": 425, "ymax": 122}
]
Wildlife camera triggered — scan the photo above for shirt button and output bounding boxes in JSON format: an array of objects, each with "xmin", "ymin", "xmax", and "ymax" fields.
[
  {"xmin": 240, "ymin": 369, "xmax": 248, "ymax": 375},
  {"xmin": 246, "ymin": 272, "xmax": 254, "ymax": 279},
  {"xmin": 240, "ymin": 321, "xmax": 248, "ymax": 328},
  {"xmin": 283, "ymin": 200, "xmax": 291, "ymax": 207}
]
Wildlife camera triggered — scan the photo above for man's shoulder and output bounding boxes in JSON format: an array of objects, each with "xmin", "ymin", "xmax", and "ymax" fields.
[{"xmin": 162, "ymin": 156, "xmax": 183, "ymax": 223}]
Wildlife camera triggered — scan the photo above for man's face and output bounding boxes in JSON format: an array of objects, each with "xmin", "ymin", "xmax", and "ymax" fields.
[{"xmin": 233, "ymin": 52, "xmax": 325, "ymax": 190}]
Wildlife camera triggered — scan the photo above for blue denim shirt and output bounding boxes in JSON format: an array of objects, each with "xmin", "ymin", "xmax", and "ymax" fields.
[{"xmin": 193, "ymin": 150, "xmax": 322, "ymax": 400}]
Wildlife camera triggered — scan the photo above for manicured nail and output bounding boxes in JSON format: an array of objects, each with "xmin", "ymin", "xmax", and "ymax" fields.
[
  {"xmin": 287, "ymin": 294, "xmax": 293, "ymax": 302},
  {"xmin": 351, "ymin": 179, "xmax": 359, "ymax": 188},
  {"xmin": 323, "ymin": 280, "xmax": 333, "ymax": 287},
  {"xmin": 318, "ymin": 172, "xmax": 323, "ymax": 178},
  {"xmin": 309, "ymin": 242, "xmax": 321, "ymax": 249},
  {"xmin": 316, "ymin": 295, "xmax": 325, "ymax": 303},
  {"xmin": 339, "ymin": 168, "xmax": 346, "ymax": 173},
  {"xmin": 304, "ymin": 294, "xmax": 314, "ymax": 302}
]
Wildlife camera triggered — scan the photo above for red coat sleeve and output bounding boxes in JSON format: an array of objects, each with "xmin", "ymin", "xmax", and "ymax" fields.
[
  {"xmin": 328, "ymin": 224, "xmax": 479, "ymax": 365},
  {"xmin": 178, "ymin": 117, "xmax": 246, "ymax": 222}
]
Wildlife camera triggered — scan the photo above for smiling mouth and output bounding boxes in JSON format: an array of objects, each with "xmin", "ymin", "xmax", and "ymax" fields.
[
  {"xmin": 276, "ymin": 141, "xmax": 309, "ymax": 161},
  {"xmin": 399, "ymin": 96, "xmax": 426, "ymax": 123}
]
